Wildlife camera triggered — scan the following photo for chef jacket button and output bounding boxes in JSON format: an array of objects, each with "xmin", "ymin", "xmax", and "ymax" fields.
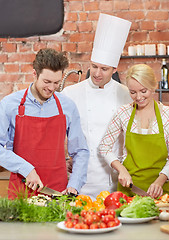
[{"xmin": 41, "ymin": 108, "xmax": 43, "ymax": 111}]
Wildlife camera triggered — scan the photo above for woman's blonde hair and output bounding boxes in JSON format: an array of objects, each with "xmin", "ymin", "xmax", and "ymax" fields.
[{"xmin": 126, "ymin": 64, "xmax": 157, "ymax": 90}]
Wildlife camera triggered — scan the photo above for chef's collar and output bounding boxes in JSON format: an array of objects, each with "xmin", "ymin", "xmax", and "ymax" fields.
[{"xmin": 88, "ymin": 77, "xmax": 114, "ymax": 89}]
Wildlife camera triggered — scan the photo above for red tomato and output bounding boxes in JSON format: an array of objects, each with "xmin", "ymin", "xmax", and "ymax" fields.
[
  {"xmin": 107, "ymin": 221, "xmax": 116, "ymax": 228},
  {"xmin": 88, "ymin": 210, "xmax": 95, "ymax": 215},
  {"xmin": 72, "ymin": 219, "xmax": 79, "ymax": 226},
  {"xmin": 81, "ymin": 223, "xmax": 89, "ymax": 229},
  {"xmin": 96, "ymin": 211, "xmax": 102, "ymax": 218},
  {"xmin": 114, "ymin": 218, "xmax": 120, "ymax": 226},
  {"xmin": 74, "ymin": 214, "xmax": 79, "ymax": 220},
  {"xmin": 102, "ymin": 215, "xmax": 114, "ymax": 224},
  {"xmin": 100, "ymin": 209, "xmax": 109, "ymax": 216},
  {"xmin": 65, "ymin": 221, "xmax": 73, "ymax": 228},
  {"xmin": 84, "ymin": 217, "xmax": 93, "ymax": 226},
  {"xmin": 90, "ymin": 223, "xmax": 98, "ymax": 229},
  {"xmin": 66, "ymin": 211, "xmax": 73, "ymax": 218},
  {"xmin": 107, "ymin": 209, "xmax": 116, "ymax": 217},
  {"xmin": 74, "ymin": 223, "xmax": 82, "ymax": 229},
  {"xmin": 99, "ymin": 222, "xmax": 107, "ymax": 228},
  {"xmin": 92, "ymin": 214, "xmax": 101, "ymax": 222},
  {"xmin": 81, "ymin": 210, "xmax": 87, "ymax": 217}
]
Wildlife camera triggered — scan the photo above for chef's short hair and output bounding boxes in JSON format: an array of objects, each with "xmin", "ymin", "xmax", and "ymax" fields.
[
  {"xmin": 126, "ymin": 64, "xmax": 157, "ymax": 90},
  {"xmin": 33, "ymin": 48, "xmax": 69, "ymax": 77}
]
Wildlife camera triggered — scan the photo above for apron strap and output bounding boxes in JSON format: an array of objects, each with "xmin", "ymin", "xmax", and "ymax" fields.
[
  {"xmin": 53, "ymin": 93, "xmax": 64, "ymax": 115},
  {"xmin": 18, "ymin": 88, "xmax": 28, "ymax": 116},
  {"xmin": 154, "ymin": 100, "xmax": 164, "ymax": 134},
  {"xmin": 127, "ymin": 103, "xmax": 136, "ymax": 132}
]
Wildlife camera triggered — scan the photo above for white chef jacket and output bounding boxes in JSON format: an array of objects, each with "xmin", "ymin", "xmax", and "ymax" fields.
[{"xmin": 62, "ymin": 77, "xmax": 132, "ymax": 200}]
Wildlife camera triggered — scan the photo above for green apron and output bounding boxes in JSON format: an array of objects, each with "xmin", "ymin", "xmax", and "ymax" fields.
[{"xmin": 117, "ymin": 100, "xmax": 169, "ymax": 196}]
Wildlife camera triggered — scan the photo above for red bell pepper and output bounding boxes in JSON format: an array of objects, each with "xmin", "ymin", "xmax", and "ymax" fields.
[{"xmin": 104, "ymin": 191, "xmax": 129, "ymax": 209}]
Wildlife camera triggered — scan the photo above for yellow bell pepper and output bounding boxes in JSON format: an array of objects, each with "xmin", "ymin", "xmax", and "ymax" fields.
[{"xmin": 75, "ymin": 195, "xmax": 93, "ymax": 211}]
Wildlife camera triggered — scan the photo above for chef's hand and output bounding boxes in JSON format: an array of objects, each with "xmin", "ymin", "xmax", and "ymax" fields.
[
  {"xmin": 111, "ymin": 160, "xmax": 132, "ymax": 187},
  {"xmin": 26, "ymin": 169, "xmax": 44, "ymax": 192},
  {"xmin": 62, "ymin": 187, "xmax": 78, "ymax": 196}
]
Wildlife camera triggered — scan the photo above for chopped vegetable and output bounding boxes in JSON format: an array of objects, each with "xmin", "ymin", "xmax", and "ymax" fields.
[
  {"xmin": 104, "ymin": 191, "xmax": 129, "ymax": 210},
  {"xmin": 120, "ymin": 195, "xmax": 160, "ymax": 218}
]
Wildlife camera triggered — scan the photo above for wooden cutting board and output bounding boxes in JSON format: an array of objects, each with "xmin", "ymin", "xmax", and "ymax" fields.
[{"xmin": 160, "ymin": 225, "xmax": 169, "ymax": 234}]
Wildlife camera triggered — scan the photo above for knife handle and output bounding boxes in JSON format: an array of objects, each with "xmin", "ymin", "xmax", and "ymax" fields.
[{"xmin": 22, "ymin": 178, "xmax": 40, "ymax": 188}]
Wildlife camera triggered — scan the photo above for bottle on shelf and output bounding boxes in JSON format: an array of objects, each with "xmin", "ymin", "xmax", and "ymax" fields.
[{"xmin": 161, "ymin": 58, "xmax": 168, "ymax": 89}]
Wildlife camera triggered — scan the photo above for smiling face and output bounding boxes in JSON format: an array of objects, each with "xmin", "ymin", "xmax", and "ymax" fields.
[
  {"xmin": 31, "ymin": 68, "xmax": 62, "ymax": 103},
  {"xmin": 127, "ymin": 77, "xmax": 154, "ymax": 109},
  {"xmin": 90, "ymin": 62, "xmax": 116, "ymax": 88}
]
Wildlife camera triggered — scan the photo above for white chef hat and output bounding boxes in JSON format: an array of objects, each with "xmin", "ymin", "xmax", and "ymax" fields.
[{"xmin": 91, "ymin": 13, "xmax": 131, "ymax": 68}]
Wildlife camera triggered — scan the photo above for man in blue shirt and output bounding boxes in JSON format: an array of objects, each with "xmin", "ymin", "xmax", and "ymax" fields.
[{"xmin": 0, "ymin": 48, "xmax": 89, "ymax": 198}]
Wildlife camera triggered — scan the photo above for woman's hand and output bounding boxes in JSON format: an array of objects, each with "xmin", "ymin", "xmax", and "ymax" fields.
[
  {"xmin": 147, "ymin": 173, "xmax": 167, "ymax": 198},
  {"xmin": 111, "ymin": 160, "xmax": 132, "ymax": 187},
  {"xmin": 147, "ymin": 183, "xmax": 163, "ymax": 198},
  {"xmin": 118, "ymin": 168, "xmax": 132, "ymax": 187}
]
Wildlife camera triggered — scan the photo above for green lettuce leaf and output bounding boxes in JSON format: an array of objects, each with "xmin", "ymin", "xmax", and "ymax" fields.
[{"xmin": 120, "ymin": 196, "xmax": 160, "ymax": 218}]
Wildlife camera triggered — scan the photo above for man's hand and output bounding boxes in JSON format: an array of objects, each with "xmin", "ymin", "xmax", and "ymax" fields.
[{"xmin": 26, "ymin": 169, "xmax": 43, "ymax": 192}]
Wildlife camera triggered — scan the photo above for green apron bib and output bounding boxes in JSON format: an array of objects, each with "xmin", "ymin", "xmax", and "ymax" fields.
[{"xmin": 117, "ymin": 100, "xmax": 169, "ymax": 196}]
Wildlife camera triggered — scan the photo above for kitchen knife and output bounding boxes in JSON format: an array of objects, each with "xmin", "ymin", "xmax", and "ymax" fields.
[
  {"xmin": 22, "ymin": 178, "xmax": 77, "ymax": 197},
  {"xmin": 129, "ymin": 183, "xmax": 149, "ymax": 196}
]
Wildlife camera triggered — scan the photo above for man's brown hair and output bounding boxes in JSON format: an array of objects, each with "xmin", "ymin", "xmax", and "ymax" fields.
[{"xmin": 33, "ymin": 48, "xmax": 69, "ymax": 77}]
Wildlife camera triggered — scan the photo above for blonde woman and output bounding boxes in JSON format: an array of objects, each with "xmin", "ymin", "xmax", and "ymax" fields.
[{"xmin": 99, "ymin": 64, "xmax": 169, "ymax": 198}]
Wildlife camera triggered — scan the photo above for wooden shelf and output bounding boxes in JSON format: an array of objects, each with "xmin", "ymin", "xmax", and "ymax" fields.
[{"xmin": 121, "ymin": 55, "xmax": 169, "ymax": 59}]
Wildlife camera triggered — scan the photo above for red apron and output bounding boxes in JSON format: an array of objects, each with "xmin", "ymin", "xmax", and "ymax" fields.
[{"xmin": 8, "ymin": 88, "xmax": 68, "ymax": 199}]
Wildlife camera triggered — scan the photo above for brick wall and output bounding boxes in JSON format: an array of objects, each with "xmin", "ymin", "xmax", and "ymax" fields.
[{"xmin": 0, "ymin": 0, "xmax": 169, "ymax": 103}]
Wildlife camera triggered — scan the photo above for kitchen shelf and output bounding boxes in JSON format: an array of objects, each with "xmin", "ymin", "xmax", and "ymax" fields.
[{"xmin": 121, "ymin": 55, "xmax": 169, "ymax": 59}]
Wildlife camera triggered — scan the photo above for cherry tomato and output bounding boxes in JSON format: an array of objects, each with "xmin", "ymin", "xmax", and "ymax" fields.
[
  {"xmin": 107, "ymin": 221, "xmax": 116, "ymax": 228},
  {"xmin": 114, "ymin": 218, "xmax": 120, "ymax": 225},
  {"xmin": 90, "ymin": 223, "xmax": 98, "ymax": 229},
  {"xmin": 84, "ymin": 217, "xmax": 93, "ymax": 226},
  {"xmin": 107, "ymin": 209, "xmax": 116, "ymax": 218},
  {"xmin": 99, "ymin": 222, "xmax": 107, "ymax": 228},
  {"xmin": 74, "ymin": 214, "xmax": 79, "ymax": 220},
  {"xmin": 92, "ymin": 214, "xmax": 101, "ymax": 222},
  {"xmin": 65, "ymin": 221, "xmax": 73, "ymax": 228},
  {"xmin": 81, "ymin": 210, "xmax": 87, "ymax": 217},
  {"xmin": 66, "ymin": 211, "xmax": 73, "ymax": 218},
  {"xmin": 72, "ymin": 219, "xmax": 79, "ymax": 226},
  {"xmin": 100, "ymin": 209, "xmax": 109, "ymax": 216},
  {"xmin": 81, "ymin": 223, "xmax": 89, "ymax": 229},
  {"xmin": 102, "ymin": 214, "xmax": 114, "ymax": 224},
  {"xmin": 74, "ymin": 223, "xmax": 82, "ymax": 229}
]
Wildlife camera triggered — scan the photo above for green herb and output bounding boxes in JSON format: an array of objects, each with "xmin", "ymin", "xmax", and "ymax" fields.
[
  {"xmin": 0, "ymin": 195, "xmax": 82, "ymax": 222},
  {"xmin": 120, "ymin": 195, "xmax": 160, "ymax": 218}
]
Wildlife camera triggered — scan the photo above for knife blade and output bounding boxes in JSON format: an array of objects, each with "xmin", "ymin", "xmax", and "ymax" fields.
[
  {"xmin": 40, "ymin": 186, "xmax": 63, "ymax": 196},
  {"xmin": 21, "ymin": 178, "xmax": 78, "ymax": 197},
  {"xmin": 129, "ymin": 183, "xmax": 149, "ymax": 196}
]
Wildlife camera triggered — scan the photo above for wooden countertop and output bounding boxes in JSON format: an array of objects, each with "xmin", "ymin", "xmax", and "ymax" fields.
[{"xmin": 0, "ymin": 220, "xmax": 168, "ymax": 240}]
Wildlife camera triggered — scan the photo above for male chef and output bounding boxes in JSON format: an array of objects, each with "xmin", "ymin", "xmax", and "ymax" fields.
[
  {"xmin": 0, "ymin": 48, "xmax": 89, "ymax": 199},
  {"xmin": 62, "ymin": 13, "xmax": 132, "ymax": 200}
]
